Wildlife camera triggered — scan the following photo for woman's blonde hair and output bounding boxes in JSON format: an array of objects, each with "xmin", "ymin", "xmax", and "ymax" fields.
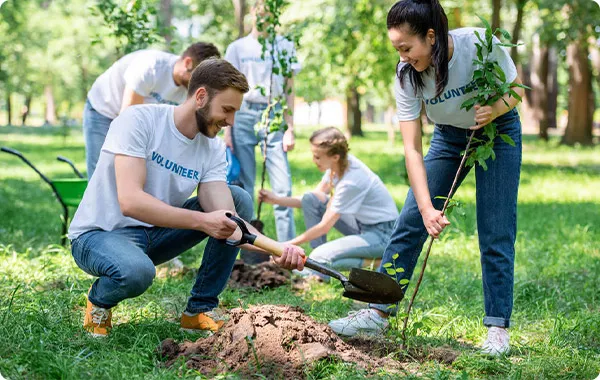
[{"xmin": 309, "ymin": 127, "xmax": 350, "ymax": 179}]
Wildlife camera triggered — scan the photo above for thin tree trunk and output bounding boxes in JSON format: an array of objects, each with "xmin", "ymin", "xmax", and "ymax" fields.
[
  {"xmin": 232, "ymin": 0, "xmax": 247, "ymax": 39},
  {"xmin": 531, "ymin": 36, "xmax": 550, "ymax": 140},
  {"xmin": 492, "ymin": 0, "xmax": 501, "ymax": 37},
  {"xmin": 44, "ymin": 85, "xmax": 57, "ymax": 126},
  {"xmin": 346, "ymin": 86, "xmax": 363, "ymax": 137},
  {"xmin": 452, "ymin": 7, "xmax": 462, "ymax": 28},
  {"xmin": 160, "ymin": 0, "xmax": 173, "ymax": 45},
  {"xmin": 6, "ymin": 92, "xmax": 12, "ymax": 126},
  {"xmin": 547, "ymin": 47, "xmax": 558, "ymax": 129},
  {"xmin": 510, "ymin": 0, "xmax": 526, "ymax": 62},
  {"xmin": 365, "ymin": 103, "xmax": 375, "ymax": 123},
  {"xmin": 562, "ymin": 40, "xmax": 594, "ymax": 145},
  {"xmin": 21, "ymin": 94, "xmax": 32, "ymax": 126},
  {"xmin": 385, "ymin": 106, "xmax": 395, "ymax": 145}
]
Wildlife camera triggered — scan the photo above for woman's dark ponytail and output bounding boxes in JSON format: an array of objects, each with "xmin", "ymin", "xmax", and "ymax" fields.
[{"xmin": 387, "ymin": 0, "xmax": 449, "ymax": 97}]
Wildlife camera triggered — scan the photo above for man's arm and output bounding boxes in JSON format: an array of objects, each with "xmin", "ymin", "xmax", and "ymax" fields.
[
  {"xmin": 198, "ymin": 181, "xmax": 305, "ymax": 269},
  {"xmin": 120, "ymin": 87, "xmax": 145, "ymax": 114},
  {"xmin": 115, "ymin": 155, "xmax": 237, "ymax": 239}
]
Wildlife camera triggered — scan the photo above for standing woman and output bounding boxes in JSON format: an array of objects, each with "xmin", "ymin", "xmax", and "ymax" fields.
[
  {"xmin": 328, "ymin": 0, "xmax": 524, "ymax": 356},
  {"xmin": 259, "ymin": 127, "xmax": 399, "ymax": 276}
]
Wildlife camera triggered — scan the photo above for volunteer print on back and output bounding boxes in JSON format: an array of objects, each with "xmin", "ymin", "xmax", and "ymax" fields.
[{"xmin": 68, "ymin": 104, "xmax": 226, "ymax": 240}]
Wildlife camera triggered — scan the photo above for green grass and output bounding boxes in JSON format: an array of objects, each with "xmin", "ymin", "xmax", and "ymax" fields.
[{"xmin": 0, "ymin": 125, "xmax": 599, "ymax": 379}]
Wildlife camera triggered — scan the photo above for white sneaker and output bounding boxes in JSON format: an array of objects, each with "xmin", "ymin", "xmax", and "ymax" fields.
[
  {"xmin": 328, "ymin": 308, "xmax": 389, "ymax": 337},
  {"xmin": 481, "ymin": 326, "xmax": 510, "ymax": 355}
]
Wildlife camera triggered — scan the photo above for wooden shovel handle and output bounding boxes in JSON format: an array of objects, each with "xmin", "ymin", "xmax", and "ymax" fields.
[{"xmin": 251, "ymin": 235, "xmax": 307, "ymax": 263}]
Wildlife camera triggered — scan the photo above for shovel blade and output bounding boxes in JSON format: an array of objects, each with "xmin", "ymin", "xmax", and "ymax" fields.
[{"xmin": 344, "ymin": 268, "xmax": 404, "ymax": 304}]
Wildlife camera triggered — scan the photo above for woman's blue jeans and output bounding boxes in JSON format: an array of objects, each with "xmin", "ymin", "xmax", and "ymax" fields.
[
  {"xmin": 370, "ymin": 109, "xmax": 522, "ymax": 328},
  {"xmin": 71, "ymin": 185, "xmax": 253, "ymax": 314}
]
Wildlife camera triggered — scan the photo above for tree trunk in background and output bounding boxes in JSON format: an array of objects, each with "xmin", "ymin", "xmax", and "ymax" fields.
[
  {"xmin": 6, "ymin": 92, "xmax": 12, "ymax": 126},
  {"xmin": 21, "ymin": 94, "xmax": 32, "ymax": 126},
  {"xmin": 346, "ymin": 86, "xmax": 362, "ymax": 137},
  {"xmin": 547, "ymin": 47, "xmax": 558, "ymax": 129},
  {"xmin": 452, "ymin": 7, "xmax": 462, "ymax": 28},
  {"xmin": 530, "ymin": 37, "xmax": 550, "ymax": 140},
  {"xmin": 492, "ymin": 0, "xmax": 501, "ymax": 37},
  {"xmin": 365, "ymin": 103, "xmax": 374, "ymax": 123},
  {"xmin": 510, "ymin": 0, "xmax": 526, "ymax": 62},
  {"xmin": 160, "ymin": 0, "xmax": 173, "ymax": 46},
  {"xmin": 232, "ymin": 0, "xmax": 247, "ymax": 39},
  {"xmin": 563, "ymin": 41, "xmax": 594, "ymax": 145},
  {"xmin": 44, "ymin": 85, "xmax": 57, "ymax": 125}
]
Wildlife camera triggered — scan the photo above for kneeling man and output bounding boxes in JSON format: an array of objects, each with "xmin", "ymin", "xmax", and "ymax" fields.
[{"xmin": 68, "ymin": 58, "xmax": 305, "ymax": 337}]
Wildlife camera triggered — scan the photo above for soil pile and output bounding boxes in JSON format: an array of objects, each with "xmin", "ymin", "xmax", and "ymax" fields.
[{"xmin": 159, "ymin": 305, "xmax": 400, "ymax": 378}]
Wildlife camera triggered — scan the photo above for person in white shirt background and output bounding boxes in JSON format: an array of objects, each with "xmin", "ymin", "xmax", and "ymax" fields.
[
  {"xmin": 223, "ymin": 0, "xmax": 301, "ymax": 263},
  {"xmin": 83, "ymin": 42, "xmax": 220, "ymax": 179}
]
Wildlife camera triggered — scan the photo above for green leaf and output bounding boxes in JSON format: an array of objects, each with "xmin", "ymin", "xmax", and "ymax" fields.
[
  {"xmin": 385, "ymin": 268, "xmax": 396, "ymax": 276},
  {"xmin": 477, "ymin": 158, "xmax": 488, "ymax": 171},
  {"xmin": 493, "ymin": 64, "xmax": 506, "ymax": 83},
  {"xmin": 499, "ymin": 134, "xmax": 516, "ymax": 147},
  {"xmin": 477, "ymin": 15, "xmax": 491, "ymax": 31},
  {"xmin": 399, "ymin": 279, "xmax": 409, "ymax": 285},
  {"xmin": 383, "ymin": 263, "xmax": 392, "ymax": 268},
  {"xmin": 396, "ymin": 267, "xmax": 405, "ymax": 273},
  {"xmin": 392, "ymin": 253, "xmax": 399, "ymax": 260},
  {"xmin": 460, "ymin": 97, "xmax": 477, "ymax": 111},
  {"xmin": 509, "ymin": 89, "xmax": 522, "ymax": 102},
  {"xmin": 497, "ymin": 27, "xmax": 512, "ymax": 41}
]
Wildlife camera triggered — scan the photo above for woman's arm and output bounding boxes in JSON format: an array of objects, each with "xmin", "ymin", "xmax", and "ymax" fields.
[
  {"xmin": 471, "ymin": 76, "xmax": 525, "ymax": 130},
  {"xmin": 258, "ymin": 189, "xmax": 302, "ymax": 208},
  {"xmin": 288, "ymin": 207, "xmax": 340, "ymax": 246},
  {"xmin": 401, "ymin": 119, "xmax": 449, "ymax": 238}
]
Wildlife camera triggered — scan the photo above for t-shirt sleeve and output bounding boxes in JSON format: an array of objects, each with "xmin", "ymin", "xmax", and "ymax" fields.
[
  {"xmin": 224, "ymin": 43, "xmax": 241, "ymax": 70},
  {"xmin": 491, "ymin": 36, "xmax": 518, "ymax": 84},
  {"xmin": 330, "ymin": 182, "xmax": 368, "ymax": 215},
  {"xmin": 200, "ymin": 141, "xmax": 227, "ymax": 183},
  {"xmin": 123, "ymin": 59, "xmax": 157, "ymax": 97},
  {"xmin": 394, "ymin": 72, "xmax": 422, "ymax": 122},
  {"xmin": 102, "ymin": 107, "xmax": 150, "ymax": 158}
]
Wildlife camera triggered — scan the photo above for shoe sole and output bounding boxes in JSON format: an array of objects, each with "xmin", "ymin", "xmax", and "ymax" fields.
[{"xmin": 179, "ymin": 327, "xmax": 215, "ymax": 336}]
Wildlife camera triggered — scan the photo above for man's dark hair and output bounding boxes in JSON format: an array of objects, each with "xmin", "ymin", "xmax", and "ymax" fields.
[
  {"xmin": 188, "ymin": 59, "xmax": 250, "ymax": 97},
  {"xmin": 181, "ymin": 42, "xmax": 221, "ymax": 66}
]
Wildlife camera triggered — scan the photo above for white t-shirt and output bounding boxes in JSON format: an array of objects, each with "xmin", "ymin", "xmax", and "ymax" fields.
[
  {"xmin": 87, "ymin": 50, "xmax": 188, "ymax": 119},
  {"xmin": 322, "ymin": 155, "xmax": 399, "ymax": 226},
  {"xmin": 394, "ymin": 27, "xmax": 518, "ymax": 129},
  {"xmin": 225, "ymin": 34, "xmax": 301, "ymax": 104},
  {"xmin": 68, "ymin": 104, "xmax": 227, "ymax": 240}
]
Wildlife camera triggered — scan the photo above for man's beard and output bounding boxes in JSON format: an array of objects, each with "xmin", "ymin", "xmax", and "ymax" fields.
[{"xmin": 195, "ymin": 103, "xmax": 212, "ymax": 138}]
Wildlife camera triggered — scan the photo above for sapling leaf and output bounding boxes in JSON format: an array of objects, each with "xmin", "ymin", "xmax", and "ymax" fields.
[
  {"xmin": 386, "ymin": 268, "xmax": 396, "ymax": 276},
  {"xmin": 499, "ymin": 134, "xmax": 516, "ymax": 146},
  {"xmin": 383, "ymin": 263, "xmax": 392, "ymax": 268},
  {"xmin": 396, "ymin": 268, "xmax": 405, "ymax": 273},
  {"xmin": 399, "ymin": 279, "xmax": 409, "ymax": 285},
  {"xmin": 497, "ymin": 27, "xmax": 512, "ymax": 41},
  {"xmin": 392, "ymin": 253, "xmax": 399, "ymax": 260}
]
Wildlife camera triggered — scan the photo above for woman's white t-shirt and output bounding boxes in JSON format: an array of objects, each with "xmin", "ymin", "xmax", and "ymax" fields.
[
  {"xmin": 394, "ymin": 27, "xmax": 518, "ymax": 129},
  {"xmin": 322, "ymin": 155, "xmax": 399, "ymax": 225}
]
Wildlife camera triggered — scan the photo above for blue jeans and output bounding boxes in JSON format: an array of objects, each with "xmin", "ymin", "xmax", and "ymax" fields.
[
  {"xmin": 82, "ymin": 99, "xmax": 113, "ymax": 180},
  {"xmin": 232, "ymin": 101, "xmax": 295, "ymax": 262},
  {"xmin": 70, "ymin": 185, "xmax": 253, "ymax": 313},
  {"xmin": 301, "ymin": 192, "xmax": 395, "ymax": 271},
  {"xmin": 370, "ymin": 109, "xmax": 522, "ymax": 328}
]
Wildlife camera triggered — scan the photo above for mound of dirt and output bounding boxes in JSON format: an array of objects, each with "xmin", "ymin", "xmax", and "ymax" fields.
[
  {"xmin": 228, "ymin": 260, "xmax": 292, "ymax": 289},
  {"xmin": 159, "ymin": 305, "xmax": 401, "ymax": 378}
]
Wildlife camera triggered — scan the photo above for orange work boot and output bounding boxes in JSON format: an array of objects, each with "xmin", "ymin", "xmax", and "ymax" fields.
[
  {"xmin": 180, "ymin": 311, "xmax": 227, "ymax": 333},
  {"xmin": 83, "ymin": 296, "xmax": 112, "ymax": 337}
]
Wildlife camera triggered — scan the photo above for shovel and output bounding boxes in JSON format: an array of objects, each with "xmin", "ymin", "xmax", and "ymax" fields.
[{"xmin": 223, "ymin": 213, "xmax": 404, "ymax": 304}]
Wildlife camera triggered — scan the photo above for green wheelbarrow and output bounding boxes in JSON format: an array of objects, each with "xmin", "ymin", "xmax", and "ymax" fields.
[{"xmin": 1, "ymin": 146, "xmax": 87, "ymax": 246}]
